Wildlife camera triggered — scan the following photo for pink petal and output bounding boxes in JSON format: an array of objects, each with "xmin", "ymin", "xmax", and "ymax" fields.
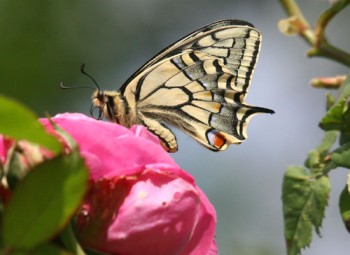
[
  {"xmin": 180, "ymin": 187, "xmax": 217, "ymax": 255},
  {"xmin": 40, "ymin": 113, "xmax": 176, "ymax": 179},
  {"xmin": 76, "ymin": 166, "xmax": 217, "ymax": 255},
  {"xmin": 130, "ymin": 125, "xmax": 160, "ymax": 145},
  {"xmin": 206, "ymin": 240, "xmax": 218, "ymax": 255},
  {"xmin": 0, "ymin": 135, "xmax": 14, "ymax": 165}
]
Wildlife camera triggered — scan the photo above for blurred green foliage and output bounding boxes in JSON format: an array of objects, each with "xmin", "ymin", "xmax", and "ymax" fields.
[{"xmin": 0, "ymin": 0, "xmax": 143, "ymax": 115}]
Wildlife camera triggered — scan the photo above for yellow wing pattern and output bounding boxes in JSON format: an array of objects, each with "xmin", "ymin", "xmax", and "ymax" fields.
[{"xmin": 99, "ymin": 20, "xmax": 274, "ymax": 152}]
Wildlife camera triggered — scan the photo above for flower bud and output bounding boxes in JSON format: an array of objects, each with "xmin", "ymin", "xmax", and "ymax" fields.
[{"xmin": 41, "ymin": 113, "xmax": 217, "ymax": 255}]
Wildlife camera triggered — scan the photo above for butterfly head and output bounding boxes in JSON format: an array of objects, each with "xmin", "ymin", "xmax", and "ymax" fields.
[
  {"xmin": 90, "ymin": 89, "xmax": 106, "ymax": 120},
  {"xmin": 91, "ymin": 89, "xmax": 125, "ymax": 124}
]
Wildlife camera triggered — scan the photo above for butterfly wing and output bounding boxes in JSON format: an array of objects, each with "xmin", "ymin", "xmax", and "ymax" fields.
[{"xmin": 119, "ymin": 20, "xmax": 274, "ymax": 152}]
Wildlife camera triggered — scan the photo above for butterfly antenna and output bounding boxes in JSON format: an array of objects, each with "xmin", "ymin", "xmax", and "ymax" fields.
[
  {"xmin": 59, "ymin": 82, "xmax": 96, "ymax": 90},
  {"xmin": 80, "ymin": 64, "xmax": 101, "ymax": 91}
]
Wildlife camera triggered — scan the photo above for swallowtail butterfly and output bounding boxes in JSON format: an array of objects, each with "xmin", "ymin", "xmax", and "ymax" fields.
[{"xmin": 89, "ymin": 20, "xmax": 274, "ymax": 152}]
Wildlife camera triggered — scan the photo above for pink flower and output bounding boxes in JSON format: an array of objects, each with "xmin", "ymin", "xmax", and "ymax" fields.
[
  {"xmin": 40, "ymin": 113, "xmax": 217, "ymax": 255},
  {"xmin": 0, "ymin": 135, "xmax": 14, "ymax": 165}
]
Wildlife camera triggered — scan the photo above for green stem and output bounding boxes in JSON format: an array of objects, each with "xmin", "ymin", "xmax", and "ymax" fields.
[
  {"xmin": 279, "ymin": 0, "xmax": 314, "ymax": 44},
  {"xmin": 60, "ymin": 222, "xmax": 86, "ymax": 255},
  {"xmin": 309, "ymin": 41, "xmax": 350, "ymax": 67},
  {"xmin": 320, "ymin": 42, "xmax": 350, "ymax": 67},
  {"xmin": 279, "ymin": 0, "xmax": 310, "ymax": 27},
  {"xmin": 315, "ymin": 0, "xmax": 350, "ymax": 41},
  {"xmin": 280, "ymin": 0, "xmax": 350, "ymax": 67}
]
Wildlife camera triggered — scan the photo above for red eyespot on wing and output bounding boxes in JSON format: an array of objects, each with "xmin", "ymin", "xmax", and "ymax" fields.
[{"xmin": 206, "ymin": 129, "xmax": 226, "ymax": 149}]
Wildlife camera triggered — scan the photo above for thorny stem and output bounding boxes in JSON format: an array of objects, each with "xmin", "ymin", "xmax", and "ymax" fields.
[{"xmin": 279, "ymin": 0, "xmax": 350, "ymax": 67}]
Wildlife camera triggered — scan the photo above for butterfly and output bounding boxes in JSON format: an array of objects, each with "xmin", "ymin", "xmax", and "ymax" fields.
[{"xmin": 89, "ymin": 19, "xmax": 274, "ymax": 152}]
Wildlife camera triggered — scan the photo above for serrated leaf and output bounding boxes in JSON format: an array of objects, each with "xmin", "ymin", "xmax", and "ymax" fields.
[
  {"xmin": 339, "ymin": 185, "xmax": 350, "ymax": 233},
  {"xmin": 320, "ymin": 74, "xmax": 350, "ymax": 145},
  {"xmin": 331, "ymin": 142, "xmax": 350, "ymax": 168},
  {"xmin": 305, "ymin": 131, "xmax": 338, "ymax": 173},
  {"xmin": 316, "ymin": 131, "xmax": 338, "ymax": 154},
  {"xmin": 305, "ymin": 150, "xmax": 320, "ymax": 171},
  {"xmin": 2, "ymin": 150, "xmax": 88, "ymax": 250},
  {"xmin": 310, "ymin": 175, "xmax": 330, "ymax": 233},
  {"xmin": 337, "ymin": 73, "xmax": 350, "ymax": 101},
  {"xmin": 282, "ymin": 166, "xmax": 330, "ymax": 255},
  {"xmin": 340, "ymin": 105, "xmax": 350, "ymax": 144},
  {"xmin": 0, "ymin": 95, "xmax": 61, "ymax": 153},
  {"xmin": 319, "ymin": 97, "xmax": 347, "ymax": 131},
  {"xmin": 325, "ymin": 92, "xmax": 335, "ymax": 110}
]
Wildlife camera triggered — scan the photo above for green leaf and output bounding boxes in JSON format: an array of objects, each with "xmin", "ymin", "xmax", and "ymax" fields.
[
  {"xmin": 305, "ymin": 131, "xmax": 338, "ymax": 173},
  {"xmin": 9, "ymin": 243, "xmax": 73, "ymax": 255},
  {"xmin": 340, "ymin": 105, "xmax": 350, "ymax": 144},
  {"xmin": 30, "ymin": 243, "xmax": 73, "ymax": 255},
  {"xmin": 305, "ymin": 150, "xmax": 320, "ymax": 171},
  {"xmin": 2, "ymin": 150, "xmax": 88, "ymax": 250},
  {"xmin": 282, "ymin": 166, "xmax": 330, "ymax": 255},
  {"xmin": 337, "ymin": 73, "xmax": 350, "ymax": 101},
  {"xmin": 325, "ymin": 92, "xmax": 335, "ymax": 110},
  {"xmin": 319, "ymin": 97, "xmax": 347, "ymax": 130},
  {"xmin": 339, "ymin": 185, "xmax": 350, "ymax": 233},
  {"xmin": 0, "ymin": 95, "xmax": 61, "ymax": 153},
  {"xmin": 331, "ymin": 142, "xmax": 350, "ymax": 168},
  {"xmin": 320, "ymin": 73, "xmax": 350, "ymax": 144},
  {"xmin": 315, "ymin": 131, "xmax": 338, "ymax": 155}
]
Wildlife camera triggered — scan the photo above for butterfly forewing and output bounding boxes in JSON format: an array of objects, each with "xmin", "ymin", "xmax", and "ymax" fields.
[{"xmin": 99, "ymin": 20, "xmax": 274, "ymax": 152}]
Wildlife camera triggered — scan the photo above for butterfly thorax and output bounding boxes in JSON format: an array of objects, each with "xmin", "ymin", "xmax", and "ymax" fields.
[{"xmin": 91, "ymin": 90, "xmax": 138, "ymax": 127}]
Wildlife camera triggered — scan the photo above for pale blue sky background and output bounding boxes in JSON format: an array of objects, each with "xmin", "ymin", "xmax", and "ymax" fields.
[{"xmin": 1, "ymin": 0, "xmax": 349, "ymax": 254}]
